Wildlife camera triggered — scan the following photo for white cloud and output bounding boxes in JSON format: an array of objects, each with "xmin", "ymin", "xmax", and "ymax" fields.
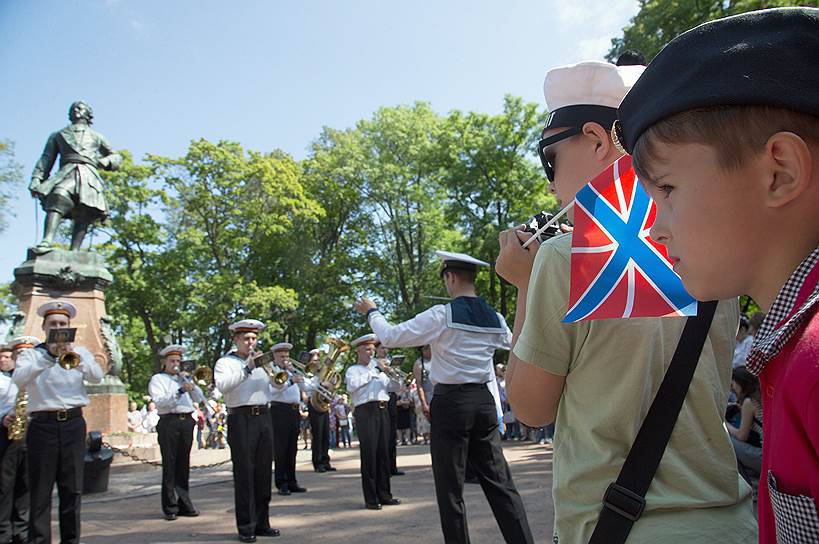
[{"xmin": 552, "ymin": 0, "xmax": 639, "ymax": 60}]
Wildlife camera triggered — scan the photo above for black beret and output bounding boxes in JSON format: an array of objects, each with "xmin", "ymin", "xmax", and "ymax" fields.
[{"xmin": 616, "ymin": 7, "xmax": 819, "ymax": 154}]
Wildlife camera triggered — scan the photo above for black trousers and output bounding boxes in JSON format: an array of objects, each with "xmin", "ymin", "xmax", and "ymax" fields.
[
  {"xmin": 307, "ymin": 404, "xmax": 330, "ymax": 469},
  {"xmin": 388, "ymin": 392, "xmax": 398, "ymax": 473},
  {"xmin": 0, "ymin": 427, "xmax": 28, "ymax": 543},
  {"xmin": 354, "ymin": 401, "xmax": 392, "ymax": 506},
  {"xmin": 269, "ymin": 402, "xmax": 300, "ymax": 489},
  {"xmin": 227, "ymin": 408, "xmax": 274, "ymax": 538},
  {"xmin": 430, "ymin": 384, "xmax": 533, "ymax": 544},
  {"xmin": 26, "ymin": 414, "xmax": 85, "ymax": 544},
  {"xmin": 156, "ymin": 413, "xmax": 196, "ymax": 516}
]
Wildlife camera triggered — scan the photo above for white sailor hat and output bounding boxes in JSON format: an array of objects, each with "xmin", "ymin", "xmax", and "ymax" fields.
[
  {"xmin": 272, "ymin": 342, "xmax": 293, "ymax": 352},
  {"xmin": 228, "ymin": 319, "xmax": 266, "ymax": 334},
  {"xmin": 9, "ymin": 336, "xmax": 42, "ymax": 351},
  {"xmin": 36, "ymin": 300, "xmax": 77, "ymax": 319},
  {"xmin": 308, "ymin": 348, "xmax": 321, "ymax": 355},
  {"xmin": 542, "ymin": 60, "xmax": 644, "ymax": 132},
  {"xmin": 436, "ymin": 250, "xmax": 489, "ymax": 276},
  {"xmin": 351, "ymin": 334, "xmax": 378, "ymax": 348},
  {"xmin": 159, "ymin": 344, "xmax": 185, "ymax": 358}
]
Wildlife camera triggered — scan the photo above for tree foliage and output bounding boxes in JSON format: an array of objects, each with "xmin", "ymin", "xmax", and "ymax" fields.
[
  {"xmin": 607, "ymin": 0, "xmax": 816, "ymax": 62},
  {"xmin": 0, "ymin": 140, "xmax": 23, "ymax": 234},
  {"xmin": 92, "ymin": 97, "xmax": 552, "ymax": 397}
]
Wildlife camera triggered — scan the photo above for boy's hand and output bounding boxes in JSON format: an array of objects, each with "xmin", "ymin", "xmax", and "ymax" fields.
[{"xmin": 496, "ymin": 226, "xmax": 540, "ymax": 289}]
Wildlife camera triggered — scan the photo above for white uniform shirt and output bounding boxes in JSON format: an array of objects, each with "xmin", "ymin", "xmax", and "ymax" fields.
[
  {"xmin": 214, "ymin": 351, "xmax": 274, "ymax": 408},
  {"xmin": 368, "ymin": 302, "xmax": 512, "ymax": 385},
  {"xmin": 0, "ymin": 373, "xmax": 18, "ymax": 419},
  {"xmin": 270, "ymin": 381, "xmax": 301, "ymax": 404},
  {"xmin": 13, "ymin": 345, "xmax": 103, "ymax": 412},
  {"xmin": 345, "ymin": 363, "xmax": 399, "ymax": 408},
  {"xmin": 148, "ymin": 372, "xmax": 204, "ymax": 415}
]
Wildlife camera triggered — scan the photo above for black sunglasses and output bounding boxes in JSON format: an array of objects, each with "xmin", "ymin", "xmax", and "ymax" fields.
[{"xmin": 537, "ymin": 127, "xmax": 581, "ymax": 182}]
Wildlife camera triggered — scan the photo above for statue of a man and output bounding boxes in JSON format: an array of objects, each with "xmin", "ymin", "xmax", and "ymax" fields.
[{"xmin": 30, "ymin": 101, "xmax": 122, "ymax": 251}]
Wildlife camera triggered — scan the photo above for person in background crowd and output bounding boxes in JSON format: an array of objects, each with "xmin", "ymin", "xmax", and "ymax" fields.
[
  {"xmin": 143, "ymin": 401, "xmax": 159, "ymax": 433},
  {"xmin": 335, "ymin": 395, "xmax": 351, "ymax": 448},
  {"xmin": 396, "ymin": 386, "xmax": 412, "ymax": 446},
  {"xmin": 412, "ymin": 345, "xmax": 433, "ymax": 442},
  {"xmin": 127, "ymin": 401, "xmax": 144, "ymax": 433},
  {"xmin": 726, "ymin": 366, "xmax": 763, "ymax": 488},
  {"xmin": 298, "ymin": 400, "xmax": 310, "ymax": 450},
  {"xmin": 732, "ymin": 316, "xmax": 753, "ymax": 368},
  {"xmin": 195, "ymin": 403, "xmax": 206, "ymax": 450}
]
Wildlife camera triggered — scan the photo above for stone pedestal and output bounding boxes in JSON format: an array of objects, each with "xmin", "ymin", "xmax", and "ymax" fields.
[{"xmin": 11, "ymin": 248, "xmax": 127, "ymax": 434}]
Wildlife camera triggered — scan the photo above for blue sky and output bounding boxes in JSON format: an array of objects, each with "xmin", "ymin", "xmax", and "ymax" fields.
[{"xmin": 0, "ymin": 0, "xmax": 638, "ymax": 282}]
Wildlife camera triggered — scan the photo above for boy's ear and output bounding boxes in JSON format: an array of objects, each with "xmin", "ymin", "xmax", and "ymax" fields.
[
  {"xmin": 582, "ymin": 121, "xmax": 615, "ymax": 162},
  {"xmin": 764, "ymin": 132, "xmax": 813, "ymax": 209}
]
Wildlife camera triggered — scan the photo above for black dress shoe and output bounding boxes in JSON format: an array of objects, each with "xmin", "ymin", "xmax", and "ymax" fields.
[
  {"xmin": 314, "ymin": 466, "xmax": 327, "ymax": 473},
  {"xmin": 381, "ymin": 498, "xmax": 402, "ymax": 506},
  {"xmin": 324, "ymin": 465, "xmax": 337, "ymax": 472},
  {"xmin": 255, "ymin": 528, "xmax": 281, "ymax": 537},
  {"xmin": 364, "ymin": 502, "xmax": 382, "ymax": 510},
  {"xmin": 277, "ymin": 486, "xmax": 291, "ymax": 496},
  {"xmin": 164, "ymin": 513, "xmax": 177, "ymax": 521},
  {"xmin": 391, "ymin": 470, "xmax": 406, "ymax": 476},
  {"xmin": 178, "ymin": 508, "xmax": 200, "ymax": 517},
  {"xmin": 289, "ymin": 485, "xmax": 307, "ymax": 493},
  {"xmin": 239, "ymin": 535, "xmax": 257, "ymax": 543}
]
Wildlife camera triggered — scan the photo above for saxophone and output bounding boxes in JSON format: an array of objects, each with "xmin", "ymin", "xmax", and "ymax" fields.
[{"xmin": 9, "ymin": 389, "xmax": 28, "ymax": 441}]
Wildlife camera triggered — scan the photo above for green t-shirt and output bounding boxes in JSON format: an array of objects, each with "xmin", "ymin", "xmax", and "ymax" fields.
[{"xmin": 513, "ymin": 233, "xmax": 757, "ymax": 544}]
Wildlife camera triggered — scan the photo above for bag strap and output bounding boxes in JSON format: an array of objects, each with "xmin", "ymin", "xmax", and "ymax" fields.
[{"xmin": 589, "ymin": 300, "xmax": 718, "ymax": 544}]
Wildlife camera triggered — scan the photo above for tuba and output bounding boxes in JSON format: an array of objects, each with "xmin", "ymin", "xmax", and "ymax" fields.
[{"xmin": 310, "ymin": 338, "xmax": 350, "ymax": 413}]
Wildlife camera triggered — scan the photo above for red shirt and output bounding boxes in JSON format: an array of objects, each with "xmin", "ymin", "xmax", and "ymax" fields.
[
  {"xmin": 757, "ymin": 310, "xmax": 819, "ymax": 543},
  {"xmin": 747, "ymin": 249, "xmax": 819, "ymax": 543}
]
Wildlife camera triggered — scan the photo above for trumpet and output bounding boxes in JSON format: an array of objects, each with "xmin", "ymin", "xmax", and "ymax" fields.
[
  {"xmin": 58, "ymin": 351, "xmax": 81, "ymax": 370},
  {"xmin": 178, "ymin": 365, "xmax": 211, "ymax": 405},
  {"xmin": 250, "ymin": 351, "xmax": 291, "ymax": 387},
  {"xmin": 378, "ymin": 361, "xmax": 414, "ymax": 387}
]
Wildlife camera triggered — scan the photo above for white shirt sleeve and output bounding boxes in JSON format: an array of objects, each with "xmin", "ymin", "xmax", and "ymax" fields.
[
  {"xmin": 497, "ymin": 312, "xmax": 513, "ymax": 350},
  {"xmin": 345, "ymin": 365, "xmax": 373, "ymax": 393},
  {"xmin": 214, "ymin": 357, "xmax": 247, "ymax": 394},
  {"xmin": 368, "ymin": 306, "xmax": 445, "ymax": 348},
  {"xmin": 75, "ymin": 347, "xmax": 104, "ymax": 384},
  {"xmin": 148, "ymin": 374, "xmax": 179, "ymax": 413},
  {"xmin": 12, "ymin": 348, "xmax": 52, "ymax": 388}
]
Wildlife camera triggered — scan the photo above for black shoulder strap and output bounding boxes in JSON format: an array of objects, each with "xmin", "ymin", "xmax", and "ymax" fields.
[{"xmin": 589, "ymin": 300, "xmax": 718, "ymax": 544}]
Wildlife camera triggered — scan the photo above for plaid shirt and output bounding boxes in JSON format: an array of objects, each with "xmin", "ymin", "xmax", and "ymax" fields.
[{"xmin": 746, "ymin": 246, "xmax": 819, "ymax": 376}]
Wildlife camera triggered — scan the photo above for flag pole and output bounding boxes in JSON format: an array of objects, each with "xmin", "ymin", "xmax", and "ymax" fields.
[{"xmin": 521, "ymin": 201, "xmax": 574, "ymax": 249}]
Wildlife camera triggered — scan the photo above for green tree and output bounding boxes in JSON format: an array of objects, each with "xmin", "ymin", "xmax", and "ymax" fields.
[
  {"xmin": 354, "ymin": 103, "xmax": 461, "ymax": 322},
  {"xmin": 607, "ymin": 0, "xmax": 815, "ymax": 62},
  {"xmin": 0, "ymin": 140, "xmax": 23, "ymax": 234},
  {"xmin": 439, "ymin": 95, "xmax": 554, "ymax": 318}
]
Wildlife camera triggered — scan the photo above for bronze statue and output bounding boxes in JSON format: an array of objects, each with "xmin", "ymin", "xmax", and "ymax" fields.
[{"xmin": 30, "ymin": 101, "xmax": 122, "ymax": 251}]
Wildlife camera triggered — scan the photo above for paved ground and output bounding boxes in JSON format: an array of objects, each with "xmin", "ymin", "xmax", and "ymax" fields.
[{"xmin": 67, "ymin": 440, "xmax": 554, "ymax": 543}]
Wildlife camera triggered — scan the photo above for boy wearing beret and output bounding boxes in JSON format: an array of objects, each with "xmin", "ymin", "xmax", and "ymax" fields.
[{"xmin": 617, "ymin": 7, "xmax": 819, "ymax": 542}]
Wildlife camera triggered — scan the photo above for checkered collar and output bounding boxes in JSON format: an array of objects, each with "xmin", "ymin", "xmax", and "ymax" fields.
[{"xmin": 746, "ymin": 246, "xmax": 819, "ymax": 375}]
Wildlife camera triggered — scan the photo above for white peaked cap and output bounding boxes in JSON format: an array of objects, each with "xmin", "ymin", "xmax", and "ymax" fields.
[
  {"xmin": 37, "ymin": 300, "xmax": 77, "ymax": 319},
  {"xmin": 272, "ymin": 342, "xmax": 293, "ymax": 352},
  {"xmin": 159, "ymin": 345, "xmax": 185, "ymax": 357},
  {"xmin": 351, "ymin": 334, "xmax": 378, "ymax": 348},
  {"xmin": 229, "ymin": 319, "xmax": 266, "ymax": 333},
  {"xmin": 543, "ymin": 61, "xmax": 645, "ymax": 131}
]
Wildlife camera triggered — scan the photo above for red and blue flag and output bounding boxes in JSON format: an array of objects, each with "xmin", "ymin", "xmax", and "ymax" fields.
[{"xmin": 564, "ymin": 155, "xmax": 697, "ymax": 323}]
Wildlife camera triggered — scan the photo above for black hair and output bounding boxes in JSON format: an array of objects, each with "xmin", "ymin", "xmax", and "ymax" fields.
[
  {"xmin": 615, "ymin": 49, "xmax": 646, "ymax": 67},
  {"xmin": 732, "ymin": 366, "xmax": 760, "ymax": 403}
]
